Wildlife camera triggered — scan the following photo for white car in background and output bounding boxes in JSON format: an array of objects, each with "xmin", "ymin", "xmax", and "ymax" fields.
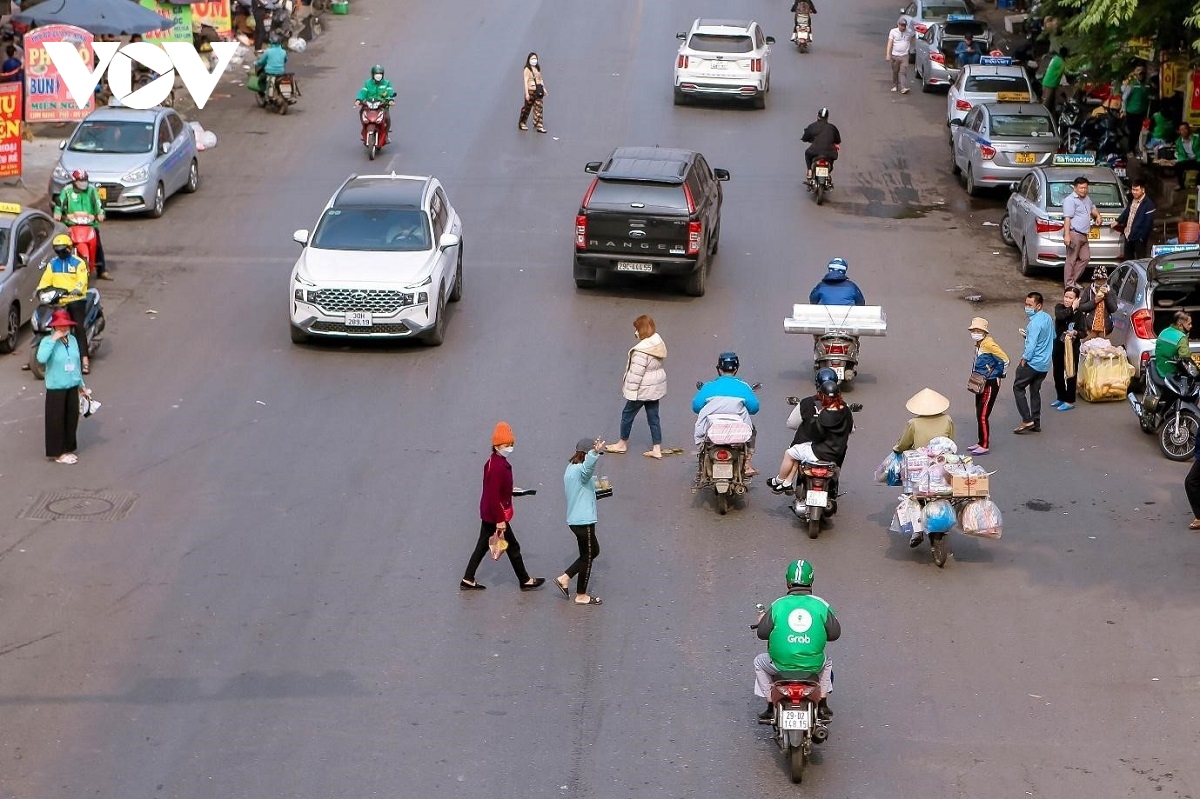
[
  {"xmin": 289, "ymin": 174, "xmax": 463, "ymax": 346},
  {"xmin": 946, "ymin": 58, "xmax": 1037, "ymax": 127},
  {"xmin": 674, "ymin": 18, "xmax": 775, "ymax": 109}
]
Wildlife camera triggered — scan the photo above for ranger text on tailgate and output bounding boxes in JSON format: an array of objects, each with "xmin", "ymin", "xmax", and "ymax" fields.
[{"xmin": 573, "ymin": 147, "xmax": 729, "ymax": 297}]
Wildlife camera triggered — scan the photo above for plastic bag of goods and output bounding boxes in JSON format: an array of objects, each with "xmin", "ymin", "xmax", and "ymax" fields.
[
  {"xmin": 1078, "ymin": 351, "xmax": 1135, "ymax": 402},
  {"xmin": 875, "ymin": 451, "xmax": 903, "ymax": 486},
  {"xmin": 288, "ymin": 36, "xmax": 307, "ymax": 53},
  {"xmin": 926, "ymin": 436, "xmax": 958, "ymax": 455},
  {"xmin": 201, "ymin": 131, "xmax": 217, "ymax": 150},
  {"xmin": 889, "ymin": 496, "xmax": 924, "ymax": 535},
  {"xmin": 922, "ymin": 499, "xmax": 957, "ymax": 533},
  {"xmin": 959, "ymin": 499, "xmax": 1003, "ymax": 539}
]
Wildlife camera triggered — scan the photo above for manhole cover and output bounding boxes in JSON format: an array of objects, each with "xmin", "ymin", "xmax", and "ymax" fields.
[{"xmin": 20, "ymin": 490, "xmax": 138, "ymax": 522}]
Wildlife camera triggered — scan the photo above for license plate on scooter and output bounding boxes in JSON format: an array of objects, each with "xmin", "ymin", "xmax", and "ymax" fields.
[
  {"xmin": 815, "ymin": 167, "xmax": 830, "ymax": 177},
  {"xmin": 780, "ymin": 709, "xmax": 810, "ymax": 730},
  {"xmin": 832, "ymin": 366, "xmax": 844, "ymax": 380},
  {"xmin": 805, "ymin": 490, "xmax": 828, "ymax": 507},
  {"xmin": 712, "ymin": 463, "xmax": 734, "ymax": 480}
]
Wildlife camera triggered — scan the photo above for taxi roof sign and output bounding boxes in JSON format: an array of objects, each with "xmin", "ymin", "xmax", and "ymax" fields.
[
  {"xmin": 1052, "ymin": 153, "xmax": 1097, "ymax": 166},
  {"xmin": 0, "ymin": 202, "xmax": 22, "ymax": 215},
  {"xmin": 946, "ymin": 13, "xmax": 974, "ymax": 21},
  {"xmin": 979, "ymin": 55, "xmax": 1013, "ymax": 65},
  {"xmin": 1151, "ymin": 244, "xmax": 1200, "ymax": 258},
  {"xmin": 996, "ymin": 91, "xmax": 1031, "ymax": 101}
]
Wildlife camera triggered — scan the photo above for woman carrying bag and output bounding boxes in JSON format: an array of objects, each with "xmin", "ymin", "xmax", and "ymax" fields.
[
  {"xmin": 606, "ymin": 314, "xmax": 667, "ymax": 458},
  {"xmin": 966, "ymin": 318, "xmax": 1008, "ymax": 456},
  {"xmin": 518, "ymin": 52, "xmax": 547, "ymax": 133},
  {"xmin": 554, "ymin": 437, "xmax": 605, "ymax": 606}
]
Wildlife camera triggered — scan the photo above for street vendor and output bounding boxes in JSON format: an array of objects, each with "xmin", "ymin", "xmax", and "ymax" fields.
[{"xmin": 893, "ymin": 388, "xmax": 954, "ymax": 453}]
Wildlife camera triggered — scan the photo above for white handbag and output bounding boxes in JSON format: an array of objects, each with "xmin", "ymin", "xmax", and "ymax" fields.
[{"xmin": 786, "ymin": 402, "xmax": 806, "ymax": 431}]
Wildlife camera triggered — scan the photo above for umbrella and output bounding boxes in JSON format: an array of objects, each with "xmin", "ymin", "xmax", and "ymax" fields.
[{"xmin": 14, "ymin": 0, "xmax": 174, "ymax": 35}]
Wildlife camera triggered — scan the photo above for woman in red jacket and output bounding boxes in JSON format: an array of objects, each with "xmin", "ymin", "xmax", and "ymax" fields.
[{"xmin": 460, "ymin": 421, "xmax": 546, "ymax": 591}]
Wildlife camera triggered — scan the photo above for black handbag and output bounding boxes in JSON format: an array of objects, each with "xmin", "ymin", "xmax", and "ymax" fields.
[{"xmin": 533, "ymin": 83, "xmax": 545, "ymax": 100}]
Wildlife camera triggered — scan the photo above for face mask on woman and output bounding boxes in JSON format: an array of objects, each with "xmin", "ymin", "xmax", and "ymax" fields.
[
  {"xmin": 529, "ymin": 58, "xmax": 538, "ymax": 67},
  {"xmin": 971, "ymin": 332, "xmax": 985, "ymax": 342},
  {"xmin": 497, "ymin": 445, "xmax": 514, "ymax": 456}
]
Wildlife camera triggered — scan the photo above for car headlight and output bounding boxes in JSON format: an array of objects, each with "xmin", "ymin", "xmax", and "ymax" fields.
[
  {"xmin": 52, "ymin": 164, "xmax": 70, "ymax": 181},
  {"xmin": 403, "ymin": 276, "xmax": 433, "ymax": 291},
  {"xmin": 293, "ymin": 274, "xmax": 318, "ymax": 304},
  {"xmin": 121, "ymin": 166, "xmax": 149, "ymax": 183}
]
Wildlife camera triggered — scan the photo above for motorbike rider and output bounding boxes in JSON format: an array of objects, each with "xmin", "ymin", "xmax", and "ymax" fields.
[
  {"xmin": 754, "ymin": 559, "xmax": 840, "ymax": 722},
  {"xmin": 37, "ymin": 234, "xmax": 91, "ymax": 374},
  {"xmin": 355, "ymin": 65, "xmax": 396, "ymax": 140},
  {"xmin": 254, "ymin": 35, "xmax": 288, "ymax": 101},
  {"xmin": 809, "ymin": 258, "xmax": 865, "ymax": 306},
  {"xmin": 1154, "ymin": 311, "xmax": 1193, "ymax": 378},
  {"xmin": 801, "ymin": 107, "xmax": 841, "ymax": 188},
  {"xmin": 790, "ymin": 0, "xmax": 817, "ymax": 43},
  {"xmin": 53, "ymin": 170, "xmax": 107, "ymax": 280},
  {"xmin": 767, "ymin": 368, "xmax": 853, "ymax": 494},
  {"xmin": 692, "ymin": 351, "xmax": 761, "ymax": 475}
]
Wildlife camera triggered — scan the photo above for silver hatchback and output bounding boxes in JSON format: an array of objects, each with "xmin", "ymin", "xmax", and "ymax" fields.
[
  {"xmin": 1106, "ymin": 246, "xmax": 1200, "ymax": 381},
  {"xmin": 1000, "ymin": 157, "xmax": 1128, "ymax": 276},
  {"xmin": 950, "ymin": 101, "xmax": 1058, "ymax": 196}
]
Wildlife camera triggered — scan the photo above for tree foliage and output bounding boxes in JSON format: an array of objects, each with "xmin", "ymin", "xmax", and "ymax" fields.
[{"xmin": 1045, "ymin": 0, "xmax": 1200, "ymax": 77}]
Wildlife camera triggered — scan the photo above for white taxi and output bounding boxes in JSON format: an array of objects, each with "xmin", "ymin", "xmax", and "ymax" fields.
[{"xmin": 945, "ymin": 57, "xmax": 1036, "ymax": 127}]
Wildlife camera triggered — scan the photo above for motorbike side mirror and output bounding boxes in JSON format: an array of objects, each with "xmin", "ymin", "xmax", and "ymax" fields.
[
  {"xmin": 751, "ymin": 382, "xmax": 763, "ymax": 390},
  {"xmin": 786, "ymin": 396, "xmax": 801, "ymax": 405},
  {"xmin": 849, "ymin": 403, "xmax": 864, "ymax": 412},
  {"xmin": 437, "ymin": 233, "xmax": 460, "ymax": 251},
  {"xmin": 293, "ymin": 229, "xmax": 309, "ymax": 246}
]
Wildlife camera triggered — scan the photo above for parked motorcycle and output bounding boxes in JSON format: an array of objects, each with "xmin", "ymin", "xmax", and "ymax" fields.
[
  {"xmin": 1058, "ymin": 96, "xmax": 1085, "ymax": 154},
  {"xmin": 28, "ymin": 287, "xmax": 106, "ymax": 380},
  {"xmin": 254, "ymin": 72, "xmax": 300, "ymax": 114},
  {"xmin": 808, "ymin": 156, "xmax": 833, "ymax": 205},
  {"xmin": 261, "ymin": 0, "xmax": 296, "ymax": 41},
  {"xmin": 792, "ymin": 0, "xmax": 814, "ymax": 52},
  {"xmin": 751, "ymin": 603, "xmax": 831, "ymax": 783},
  {"xmin": 783, "ymin": 396, "xmax": 862, "ymax": 538},
  {"xmin": 694, "ymin": 380, "xmax": 760, "ymax": 515},
  {"xmin": 358, "ymin": 99, "xmax": 393, "ymax": 160},
  {"xmin": 1128, "ymin": 358, "xmax": 1200, "ymax": 460}
]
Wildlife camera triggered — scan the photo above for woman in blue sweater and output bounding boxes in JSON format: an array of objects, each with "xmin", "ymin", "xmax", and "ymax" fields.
[
  {"xmin": 555, "ymin": 438, "xmax": 605, "ymax": 606},
  {"xmin": 37, "ymin": 309, "xmax": 91, "ymax": 464}
]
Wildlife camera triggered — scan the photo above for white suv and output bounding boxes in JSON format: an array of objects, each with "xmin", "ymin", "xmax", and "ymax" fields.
[
  {"xmin": 674, "ymin": 19, "xmax": 775, "ymax": 109},
  {"xmin": 289, "ymin": 174, "xmax": 463, "ymax": 346}
]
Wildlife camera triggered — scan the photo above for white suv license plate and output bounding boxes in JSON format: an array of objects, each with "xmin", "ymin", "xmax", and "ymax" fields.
[
  {"xmin": 345, "ymin": 311, "xmax": 373, "ymax": 327},
  {"xmin": 780, "ymin": 709, "xmax": 810, "ymax": 730},
  {"xmin": 805, "ymin": 490, "xmax": 828, "ymax": 507},
  {"xmin": 712, "ymin": 462, "xmax": 734, "ymax": 480},
  {"xmin": 709, "ymin": 61, "xmax": 726, "ymax": 70},
  {"xmin": 815, "ymin": 167, "xmax": 830, "ymax": 177},
  {"xmin": 616, "ymin": 262, "xmax": 654, "ymax": 273}
]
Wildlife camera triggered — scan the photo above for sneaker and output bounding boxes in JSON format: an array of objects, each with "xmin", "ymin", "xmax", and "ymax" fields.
[
  {"xmin": 817, "ymin": 699, "xmax": 833, "ymax": 720},
  {"xmin": 518, "ymin": 122, "xmax": 528, "ymax": 131},
  {"xmin": 900, "ymin": 87, "xmax": 910, "ymax": 94},
  {"xmin": 767, "ymin": 477, "xmax": 788, "ymax": 494},
  {"xmin": 758, "ymin": 704, "xmax": 775, "ymax": 723},
  {"xmin": 909, "ymin": 531, "xmax": 925, "ymax": 548},
  {"xmin": 890, "ymin": 86, "xmax": 898, "ymax": 92}
]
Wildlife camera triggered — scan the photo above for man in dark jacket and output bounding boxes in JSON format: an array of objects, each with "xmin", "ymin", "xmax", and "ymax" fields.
[
  {"xmin": 809, "ymin": 258, "xmax": 866, "ymax": 305},
  {"xmin": 767, "ymin": 369, "xmax": 854, "ymax": 493},
  {"xmin": 802, "ymin": 106, "xmax": 841, "ymax": 186},
  {"xmin": 1112, "ymin": 180, "xmax": 1156, "ymax": 260}
]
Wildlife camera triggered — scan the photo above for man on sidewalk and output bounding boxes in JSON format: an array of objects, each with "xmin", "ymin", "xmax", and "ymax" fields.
[
  {"xmin": 1014, "ymin": 292, "xmax": 1054, "ymax": 434},
  {"xmin": 1062, "ymin": 176, "xmax": 1102, "ymax": 288},
  {"xmin": 885, "ymin": 18, "xmax": 913, "ymax": 94},
  {"xmin": 1041, "ymin": 48, "xmax": 1067, "ymax": 115}
]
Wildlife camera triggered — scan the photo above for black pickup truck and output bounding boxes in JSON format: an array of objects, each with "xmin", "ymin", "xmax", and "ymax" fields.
[{"xmin": 573, "ymin": 147, "xmax": 729, "ymax": 297}]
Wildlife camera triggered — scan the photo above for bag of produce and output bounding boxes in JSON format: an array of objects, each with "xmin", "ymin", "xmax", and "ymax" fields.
[
  {"xmin": 890, "ymin": 496, "xmax": 924, "ymax": 535},
  {"xmin": 959, "ymin": 499, "xmax": 1003, "ymax": 539},
  {"xmin": 1078, "ymin": 350, "xmax": 1135, "ymax": 403},
  {"xmin": 922, "ymin": 499, "xmax": 957, "ymax": 533}
]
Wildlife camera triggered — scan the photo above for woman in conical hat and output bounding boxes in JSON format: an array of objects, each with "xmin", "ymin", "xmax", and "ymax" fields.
[{"xmin": 892, "ymin": 388, "xmax": 955, "ymax": 453}]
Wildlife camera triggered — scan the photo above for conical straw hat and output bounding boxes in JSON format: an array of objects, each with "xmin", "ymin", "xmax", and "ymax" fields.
[{"xmin": 906, "ymin": 388, "xmax": 950, "ymax": 416}]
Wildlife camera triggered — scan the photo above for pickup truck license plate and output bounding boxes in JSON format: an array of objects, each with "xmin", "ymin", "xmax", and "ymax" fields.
[
  {"xmin": 615, "ymin": 262, "xmax": 653, "ymax": 273},
  {"xmin": 1088, "ymin": 227, "xmax": 1101, "ymax": 240},
  {"xmin": 345, "ymin": 311, "xmax": 373, "ymax": 327},
  {"xmin": 815, "ymin": 167, "xmax": 830, "ymax": 177},
  {"xmin": 805, "ymin": 490, "xmax": 828, "ymax": 507},
  {"xmin": 780, "ymin": 709, "xmax": 810, "ymax": 730},
  {"xmin": 712, "ymin": 462, "xmax": 734, "ymax": 480},
  {"xmin": 1014, "ymin": 152, "xmax": 1036, "ymax": 164}
]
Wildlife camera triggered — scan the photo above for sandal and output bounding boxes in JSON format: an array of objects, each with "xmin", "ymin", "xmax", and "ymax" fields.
[
  {"xmin": 574, "ymin": 596, "xmax": 602, "ymax": 605},
  {"xmin": 555, "ymin": 577, "xmax": 570, "ymax": 598},
  {"xmin": 643, "ymin": 450, "xmax": 662, "ymax": 459},
  {"xmin": 1189, "ymin": 519, "xmax": 1200, "ymax": 530},
  {"xmin": 55, "ymin": 453, "xmax": 78, "ymax": 464},
  {"xmin": 604, "ymin": 444, "xmax": 627, "ymax": 454},
  {"xmin": 767, "ymin": 477, "xmax": 787, "ymax": 494},
  {"xmin": 82, "ymin": 363, "xmax": 90, "ymax": 375}
]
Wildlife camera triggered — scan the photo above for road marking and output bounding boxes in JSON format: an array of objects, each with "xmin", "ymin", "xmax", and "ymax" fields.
[{"xmin": 385, "ymin": 153, "xmax": 402, "ymax": 172}]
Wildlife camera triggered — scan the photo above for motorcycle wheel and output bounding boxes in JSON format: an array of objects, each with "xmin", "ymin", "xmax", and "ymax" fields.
[
  {"xmin": 716, "ymin": 492, "xmax": 729, "ymax": 515},
  {"xmin": 255, "ymin": 92, "xmax": 266, "ymax": 108},
  {"xmin": 368, "ymin": 143, "xmax": 377, "ymax": 161},
  {"xmin": 814, "ymin": 182, "xmax": 825, "ymax": 206},
  {"xmin": 1158, "ymin": 412, "xmax": 1198, "ymax": 461},
  {"xmin": 29, "ymin": 336, "xmax": 46, "ymax": 379},
  {"xmin": 931, "ymin": 533, "xmax": 949, "ymax": 568},
  {"xmin": 806, "ymin": 506, "xmax": 822, "ymax": 539},
  {"xmin": 277, "ymin": 98, "xmax": 288, "ymax": 115},
  {"xmin": 789, "ymin": 745, "xmax": 806, "ymax": 783}
]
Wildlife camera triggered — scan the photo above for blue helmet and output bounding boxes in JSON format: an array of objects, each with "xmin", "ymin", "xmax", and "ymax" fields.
[{"xmin": 827, "ymin": 258, "xmax": 848, "ymax": 273}]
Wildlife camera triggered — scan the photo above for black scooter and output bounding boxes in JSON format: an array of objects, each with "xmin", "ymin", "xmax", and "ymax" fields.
[{"xmin": 1129, "ymin": 358, "xmax": 1200, "ymax": 461}]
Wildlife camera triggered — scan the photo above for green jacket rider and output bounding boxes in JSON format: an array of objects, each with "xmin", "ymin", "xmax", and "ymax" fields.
[
  {"xmin": 356, "ymin": 65, "xmax": 396, "ymax": 103},
  {"xmin": 1155, "ymin": 311, "xmax": 1193, "ymax": 377}
]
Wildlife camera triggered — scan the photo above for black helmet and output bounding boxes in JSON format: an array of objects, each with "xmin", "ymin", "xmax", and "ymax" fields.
[
  {"xmin": 815, "ymin": 367, "xmax": 840, "ymax": 397},
  {"xmin": 717, "ymin": 351, "xmax": 740, "ymax": 373},
  {"xmin": 818, "ymin": 107, "xmax": 829, "ymax": 120}
]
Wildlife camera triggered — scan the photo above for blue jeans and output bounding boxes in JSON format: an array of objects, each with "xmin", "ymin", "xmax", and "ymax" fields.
[{"xmin": 620, "ymin": 399, "xmax": 661, "ymax": 445}]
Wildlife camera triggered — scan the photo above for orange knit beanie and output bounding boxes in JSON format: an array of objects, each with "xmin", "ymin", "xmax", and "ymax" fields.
[{"xmin": 492, "ymin": 421, "xmax": 515, "ymax": 447}]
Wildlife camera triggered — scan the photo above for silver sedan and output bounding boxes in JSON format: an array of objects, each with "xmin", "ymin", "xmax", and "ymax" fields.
[{"xmin": 950, "ymin": 101, "xmax": 1059, "ymax": 196}]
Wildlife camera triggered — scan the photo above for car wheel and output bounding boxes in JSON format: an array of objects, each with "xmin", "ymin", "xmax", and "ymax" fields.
[
  {"xmin": 683, "ymin": 257, "xmax": 708, "ymax": 297},
  {"xmin": 448, "ymin": 243, "xmax": 463, "ymax": 302},
  {"xmin": 289, "ymin": 324, "xmax": 309, "ymax": 344},
  {"xmin": 423, "ymin": 288, "xmax": 447, "ymax": 346},
  {"xmin": 673, "ymin": 87, "xmax": 687, "ymax": 106},
  {"xmin": 752, "ymin": 92, "xmax": 766, "ymax": 110},
  {"xmin": 710, "ymin": 221, "xmax": 721, "ymax": 255},
  {"xmin": 965, "ymin": 164, "xmax": 979, "ymax": 197},
  {"xmin": 148, "ymin": 183, "xmax": 165, "ymax": 218},
  {"xmin": 0, "ymin": 303, "xmax": 18, "ymax": 354},
  {"xmin": 920, "ymin": 70, "xmax": 934, "ymax": 93},
  {"xmin": 1000, "ymin": 213, "xmax": 1016, "ymax": 247},
  {"xmin": 1018, "ymin": 241, "xmax": 1036, "ymax": 277},
  {"xmin": 183, "ymin": 159, "xmax": 200, "ymax": 193},
  {"xmin": 573, "ymin": 260, "xmax": 598, "ymax": 289},
  {"xmin": 950, "ymin": 145, "xmax": 961, "ymax": 176}
]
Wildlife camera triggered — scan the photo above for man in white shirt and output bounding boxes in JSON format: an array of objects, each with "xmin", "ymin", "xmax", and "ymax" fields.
[{"xmin": 885, "ymin": 18, "xmax": 914, "ymax": 94}]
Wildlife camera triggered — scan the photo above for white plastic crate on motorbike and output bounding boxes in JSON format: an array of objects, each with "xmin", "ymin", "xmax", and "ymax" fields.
[{"xmin": 783, "ymin": 305, "xmax": 887, "ymax": 386}]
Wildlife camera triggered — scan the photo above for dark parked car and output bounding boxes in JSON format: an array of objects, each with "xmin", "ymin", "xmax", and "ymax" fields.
[{"xmin": 573, "ymin": 146, "xmax": 729, "ymax": 296}]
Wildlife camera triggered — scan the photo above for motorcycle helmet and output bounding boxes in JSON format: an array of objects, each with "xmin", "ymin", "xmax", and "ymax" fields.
[
  {"xmin": 70, "ymin": 169, "xmax": 89, "ymax": 184},
  {"xmin": 826, "ymin": 257, "xmax": 848, "ymax": 273},
  {"xmin": 786, "ymin": 558, "xmax": 815, "ymax": 588},
  {"xmin": 815, "ymin": 367, "xmax": 840, "ymax": 397},
  {"xmin": 371, "ymin": 64, "xmax": 385, "ymax": 82},
  {"xmin": 817, "ymin": 106, "xmax": 829, "ymax": 120},
  {"xmin": 52, "ymin": 234, "xmax": 72, "ymax": 258},
  {"xmin": 716, "ymin": 351, "xmax": 740, "ymax": 373}
]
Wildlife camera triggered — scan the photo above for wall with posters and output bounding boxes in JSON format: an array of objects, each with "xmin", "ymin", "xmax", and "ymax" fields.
[
  {"xmin": 1188, "ymin": 69, "xmax": 1200, "ymax": 128},
  {"xmin": 140, "ymin": 0, "xmax": 194, "ymax": 44},
  {"xmin": 23, "ymin": 25, "xmax": 93, "ymax": 123},
  {"xmin": 0, "ymin": 83, "xmax": 21, "ymax": 180},
  {"xmin": 193, "ymin": 0, "xmax": 234, "ymax": 40}
]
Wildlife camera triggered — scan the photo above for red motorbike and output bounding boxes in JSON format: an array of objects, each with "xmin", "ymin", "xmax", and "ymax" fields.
[
  {"xmin": 358, "ymin": 99, "xmax": 393, "ymax": 161},
  {"xmin": 65, "ymin": 213, "xmax": 98, "ymax": 275}
]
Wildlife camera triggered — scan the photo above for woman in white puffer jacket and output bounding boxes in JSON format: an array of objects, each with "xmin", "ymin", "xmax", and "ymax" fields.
[{"xmin": 606, "ymin": 314, "xmax": 668, "ymax": 458}]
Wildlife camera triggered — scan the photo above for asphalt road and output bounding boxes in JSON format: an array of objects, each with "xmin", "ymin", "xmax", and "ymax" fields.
[{"xmin": 1, "ymin": 1, "xmax": 1199, "ymax": 797}]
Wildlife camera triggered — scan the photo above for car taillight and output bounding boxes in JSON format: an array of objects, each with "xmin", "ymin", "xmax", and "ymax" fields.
[
  {"xmin": 575, "ymin": 214, "xmax": 587, "ymax": 249},
  {"xmin": 682, "ymin": 182, "xmax": 696, "ymax": 215},
  {"xmin": 914, "ymin": 23, "xmax": 928, "ymax": 34},
  {"xmin": 930, "ymin": 53, "xmax": 944, "ymax": 64},
  {"xmin": 1132, "ymin": 309, "xmax": 1154, "ymax": 339},
  {"xmin": 677, "ymin": 54, "xmax": 689, "ymax": 69},
  {"xmin": 714, "ymin": 448, "xmax": 731, "ymax": 462},
  {"xmin": 979, "ymin": 144, "xmax": 996, "ymax": 160},
  {"xmin": 1035, "ymin": 218, "xmax": 1063, "ymax": 234},
  {"xmin": 751, "ymin": 58, "xmax": 763, "ymax": 72},
  {"xmin": 955, "ymin": 99, "xmax": 972, "ymax": 111},
  {"xmin": 687, "ymin": 221, "xmax": 702, "ymax": 255}
]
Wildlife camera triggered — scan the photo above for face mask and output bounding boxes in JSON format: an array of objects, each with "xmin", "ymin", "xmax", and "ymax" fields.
[
  {"xmin": 1025, "ymin": 307, "xmax": 1036, "ymax": 318},
  {"xmin": 529, "ymin": 58, "xmax": 538, "ymax": 66},
  {"xmin": 54, "ymin": 247, "xmax": 71, "ymax": 259},
  {"xmin": 971, "ymin": 332, "xmax": 985, "ymax": 342},
  {"xmin": 373, "ymin": 74, "xmax": 382, "ymax": 82},
  {"xmin": 73, "ymin": 182, "xmax": 87, "ymax": 191},
  {"xmin": 497, "ymin": 445, "xmax": 514, "ymax": 456}
]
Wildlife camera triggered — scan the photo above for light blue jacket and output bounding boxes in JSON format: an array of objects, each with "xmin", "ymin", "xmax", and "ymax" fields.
[
  {"xmin": 1023, "ymin": 310, "xmax": 1054, "ymax": 373},
  {"xmin": 255, "ymin": 45, "xmax": 288, "ymax": 75},
  {"xmin": 37, "ymin": 334, "xmax": 83, "ymax": 390},
  {"xmin": 691, "ymin": 375, "xmax": 760, "ymax": 414},
  {"xmin": 564, "ymin": 450, "xmax": 600, "ymax": 526}
]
